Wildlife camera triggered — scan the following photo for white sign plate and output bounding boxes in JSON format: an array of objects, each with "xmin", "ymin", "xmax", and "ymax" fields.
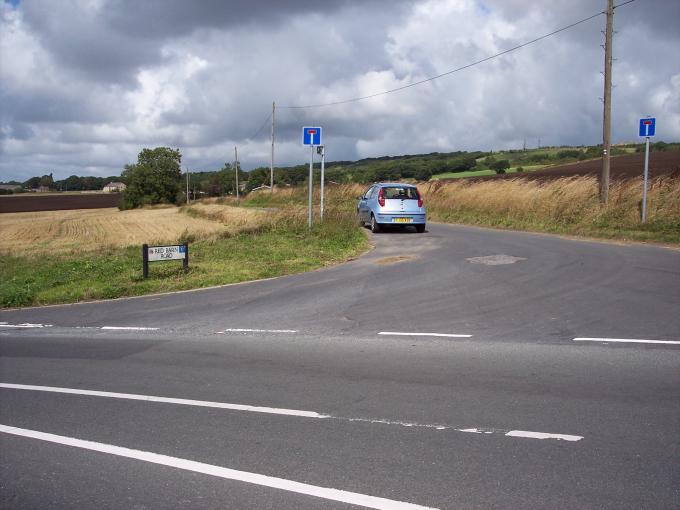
[{"xmin": 147, "ymin": 245, "xmax": 186, "ymax": 261}]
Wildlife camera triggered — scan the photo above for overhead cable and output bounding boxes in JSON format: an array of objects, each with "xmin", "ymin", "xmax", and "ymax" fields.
[{"xmin": 281, "ymin": 9, "xmax": 613, "ymax": 109}]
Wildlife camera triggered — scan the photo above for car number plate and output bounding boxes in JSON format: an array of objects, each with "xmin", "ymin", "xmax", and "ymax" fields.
[{"xmin": 393, "ymin": 218, "xmax": 413, "ymax": 223}]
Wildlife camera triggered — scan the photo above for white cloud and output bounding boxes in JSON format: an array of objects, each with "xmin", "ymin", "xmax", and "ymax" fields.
[{"xmin": 0, "ymin": 0, "xmax": 678, "ymax": 182}]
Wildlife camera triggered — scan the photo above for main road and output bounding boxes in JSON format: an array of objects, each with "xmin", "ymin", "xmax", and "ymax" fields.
[{"xmin": 1, "ymin": 223, "xmax": 679, "ymax": 509}]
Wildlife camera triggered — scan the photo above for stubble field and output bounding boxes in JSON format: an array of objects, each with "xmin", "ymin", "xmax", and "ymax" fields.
[{"xmin": 0, "ymin": 203, "xmax": 267, "ymax": 256}]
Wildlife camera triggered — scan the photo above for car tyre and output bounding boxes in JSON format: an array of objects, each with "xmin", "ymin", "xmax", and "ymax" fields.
[
  {"xmin": 416, "ymin": 224, "xmax": 426, "ymax": 233},
  {"xmin": 370, "ymin": 215, "xmax": 381, "ymax": 233}
]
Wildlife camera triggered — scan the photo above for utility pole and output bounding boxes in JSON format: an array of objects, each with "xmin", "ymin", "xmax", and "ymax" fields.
[
  {"xmin": 600, "ymin": 0, "xmax": 614, "ymax": 204},
  {"xmin": 186, "ymin": 167, "xmax": 190, "ymax": 204},
  {"xmin": 234, "ymin": 146, "xmax": 239, "ymax": 201},
  {"xmin": 270, "ymin": 101, "xmax": 275, "ymax": 193}
]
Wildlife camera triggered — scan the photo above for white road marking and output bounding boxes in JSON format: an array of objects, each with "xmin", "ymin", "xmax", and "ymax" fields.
[
  {"xmin": 100, "ymin": 326, "xmax": 160, "ymax": 331},
  {"xmin": 0, "ymin": 383, "xmax": 582, "ymax": 442},
  {"xmin": 0, "ymin": 384, "xmax": 326, "ymax": 419},
  {"xmin": 504, "ymin": 430, "xmax": 583, "ymax": 442},
  {"xmin": 218, "ymin": 328, "xmax": 298, "ymax": 334},
  {"xmin": 573, "ymin": 337, "xmax": 680, "ymax": 345},
  {"xmin": 378, "ymin": 332, "xmax": 472, "ymax": 338},
  {"xmin": 0, "ymin": 425, "xmax": 437, "ymax": 510},
  {"xmin": 0, "ymin": 322, "xmax": 52, "ymax": 329}
]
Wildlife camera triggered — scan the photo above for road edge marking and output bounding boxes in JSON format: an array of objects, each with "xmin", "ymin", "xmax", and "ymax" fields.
[{"xmin": 0, "ymin": 424, "xmax": 438, "ymax": 510}]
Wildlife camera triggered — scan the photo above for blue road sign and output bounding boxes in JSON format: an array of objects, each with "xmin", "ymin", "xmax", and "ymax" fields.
[
  {"xmin": 639, "ymin": 117, "xmax": 656, "ymax": 137},
  {"xmin": 302, "ymin": 126, "xmax": 322, "ymax": 145}
]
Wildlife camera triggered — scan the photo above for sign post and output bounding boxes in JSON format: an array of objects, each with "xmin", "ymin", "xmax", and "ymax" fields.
[
  {"xmin": 638, "ymin": 117, "xmax": 656, "ymax": 223},
  {"xmin": 317, "ymin": 145, "xmax": 325, "ymax": 220},
  {"xmin": 302, "ymin": 127, "xmax": 322, "ymax": 228}
]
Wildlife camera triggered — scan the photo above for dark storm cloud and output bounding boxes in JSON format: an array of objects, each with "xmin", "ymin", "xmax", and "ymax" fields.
[{"xmin": 1, "ymin": 0, "xmax": 678, "ymax": 181}]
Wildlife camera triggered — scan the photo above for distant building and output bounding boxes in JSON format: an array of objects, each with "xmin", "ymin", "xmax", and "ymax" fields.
[
  {"xmin": 36, "ymin": 185, "xmax": 51, "ymax": 193},
  {"xmin": 103, "ymin": 182, "xmax": 126, "ymax": 192},
  {"xmin": 0, "ymin": 184, "xmax": 22, "ymax": 191}
]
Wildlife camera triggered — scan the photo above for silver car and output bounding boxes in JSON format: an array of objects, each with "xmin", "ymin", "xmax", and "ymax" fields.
[{"xmin": 357, "ymin": 183, "xmax": 426, "ymax": 233}]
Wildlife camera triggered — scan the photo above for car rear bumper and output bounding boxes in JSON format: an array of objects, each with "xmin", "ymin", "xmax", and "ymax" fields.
[{"xmin": 376, "ymin": 213, "xmax": 426, "ymax": 224}]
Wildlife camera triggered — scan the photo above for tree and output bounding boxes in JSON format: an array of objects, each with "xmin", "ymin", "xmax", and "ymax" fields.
[
  {"xmin": 120, "ymin": 147, "xmax": 182, "ymax": 209},
  {"xmin": 491, "ymin": 159, "xmax": 510, "ymax": 174},
  {"xmin": 39, "ymin": 173, "xmax": 55, "ymax": 188}
]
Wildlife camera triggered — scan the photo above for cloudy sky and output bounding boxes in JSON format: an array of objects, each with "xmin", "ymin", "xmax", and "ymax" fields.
[{"xmin": 1, "ymin": 0, "xmax": 678, "ymax": 181}]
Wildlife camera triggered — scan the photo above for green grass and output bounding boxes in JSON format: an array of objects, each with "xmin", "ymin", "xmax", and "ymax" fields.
[
  {"xmin": 0, "ymin": 209, "xmax": 368, "ymax": 308},
  {"xmin": 431, "ymin": 164, "xmax": 549, "ymax": 180}
]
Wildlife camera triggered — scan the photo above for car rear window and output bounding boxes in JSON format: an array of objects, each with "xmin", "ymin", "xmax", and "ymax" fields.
[{"xmin": 382, "ymin": 187, "xmax": 419, "ymax": 199}]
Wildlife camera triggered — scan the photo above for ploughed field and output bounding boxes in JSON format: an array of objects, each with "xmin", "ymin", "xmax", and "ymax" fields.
[
  {"xmin": 471, "ymin": 151, "xmax": 680, "ymax": 182},
  {"xmin": 0, "ymin": 193, "xmax": 121, "ymax": 213}
]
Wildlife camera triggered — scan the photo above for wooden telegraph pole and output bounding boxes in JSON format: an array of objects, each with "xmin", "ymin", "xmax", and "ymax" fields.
[{"xmin": 600, "ymin": 0, "xmax": 614, "ymax": 204}]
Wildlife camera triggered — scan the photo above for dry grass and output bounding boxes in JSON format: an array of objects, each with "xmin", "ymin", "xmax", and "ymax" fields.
[
  {"xmin": 0, "ymin": 202, "xmax": 269, "ymax": 256},
  {"xmin": 182, "ymin": 199, "xmax": 269, "ymax": 234},
  {"xmin": 421, "ymin": 175, "xmax": 680, "ymax": 240}
]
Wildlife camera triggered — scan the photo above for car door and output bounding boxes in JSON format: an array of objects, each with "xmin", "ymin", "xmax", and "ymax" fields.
[{"xmin": 358, "ymin": 186, "xmax": 374, "ymax": 222}]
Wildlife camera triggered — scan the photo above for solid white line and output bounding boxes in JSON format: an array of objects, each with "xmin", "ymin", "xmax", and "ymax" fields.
[
  {"xmin": 0, "ymin": 383, "xmax": 583, "ymax": 443},
  {"xmin": 218, "ymin": 328, "xmax": 298, "ymax": 334},
  {"xmin": 0, "ymin": 384, "xmax": 327, "ymax": 419},
  {"xmin": 505, "ymin": 430, "xmax": 583, "ymax": 442},
  {"xmin": 0, "ymin": 425, "xmax": 438, "ymax": 510},
  {"xmin": 100, "ymin": 326, "xmax": 160, "ymax": 331},
  {"xmin": 573, "ymin": 337, "xmax": 680, "ymax": 345},
  {"xmin": 378, "ymin": 332, "xmax": 472, "ymax": 338}
]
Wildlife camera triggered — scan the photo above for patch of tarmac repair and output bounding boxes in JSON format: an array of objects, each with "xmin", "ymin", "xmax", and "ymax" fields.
[
  {"xmin": 466, "ymin": 254, "xmax": 527, "ymax": 265},
  {"xmin": 374, "ymin": 255, "xmax": 418, "ymax": 265}
]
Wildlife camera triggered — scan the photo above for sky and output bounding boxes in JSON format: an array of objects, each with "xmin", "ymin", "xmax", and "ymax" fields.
[{"xmin": 1, "ymin": 0, "xmax": 678, "ymax": 181}]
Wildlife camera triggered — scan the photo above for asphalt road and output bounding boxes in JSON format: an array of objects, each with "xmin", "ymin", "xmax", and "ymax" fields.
[{"xmin": 1, "ymin": 223, "xmax": 679, "ymax": 509}]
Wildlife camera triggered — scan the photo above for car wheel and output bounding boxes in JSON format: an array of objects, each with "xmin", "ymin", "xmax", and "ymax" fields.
[
  {"xmin": 416, "ymin": 224, "xmax": 426, "ymax": 233},
  {"xmin": 370, "ymin": 215, "xmax": 381, "ymax": 233}
]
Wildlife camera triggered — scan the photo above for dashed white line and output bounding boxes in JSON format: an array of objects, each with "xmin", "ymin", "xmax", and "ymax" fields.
[
  {"xmin": 573, "ymin": 337, "xmax": 680, "ymax": 345},
  {"xmin": 0, "ymin": 425, "xmax": 437, "ymax": 510},
  {"xmin": 0, "ymin": 383, "xmax": 582, "ymax": 442},
  {"xmin": 218, "ymin": 328, "xmax": 298, "ymax": 334},
  {"xmin": 0, "ymin": 322, "xmax": 52, "ymax": 329},
  {"xmin": 504, "ymin": 430, "xmax": 582, "ymax": 442},
  {"xmin": 100, "ymin": 326, "xmax": 160, "ymax": 331},
  {"xmin": 378, "ymin": 332, "xmax": 472, "ymax": 338}
]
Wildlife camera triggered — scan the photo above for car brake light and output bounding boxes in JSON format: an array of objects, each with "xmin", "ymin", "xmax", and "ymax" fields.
[
  {"xmin": 417, "ymin": 189, "xmax": 423, "ymax": 208},
  {"xmin": 378, "ymin": 188, "xmax": 385, "ymax": 207}
]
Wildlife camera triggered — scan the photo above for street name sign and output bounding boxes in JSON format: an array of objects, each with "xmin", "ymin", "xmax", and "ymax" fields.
[
  {"xmin": 147, "ymin": 245, "xmax": 186, "ymax": 261},
  {"xmin": 143, "ymin": 243, "xmax": 189, "ymax": 278},
  {"xmin": 639, "ymin": 117, "xmax": 656, "ymax": 137},
  {"xmin": 302, "ymin": 126, "xmax": 322, "ymax": 146}
]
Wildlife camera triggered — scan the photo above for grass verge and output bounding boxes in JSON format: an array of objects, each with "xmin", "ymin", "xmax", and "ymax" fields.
[
  {"xmin": 1, "ymin": 206, "xmax": 368, "ymax": 308},
  {"xmin": 421, "ymin": 176, "xmax": 680, "ymax": 244}
]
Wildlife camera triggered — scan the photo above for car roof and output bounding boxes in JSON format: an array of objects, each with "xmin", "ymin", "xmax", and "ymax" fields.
[{"xmin": 374, "ymin": 182, "xmax": 416, "ymax": 187}]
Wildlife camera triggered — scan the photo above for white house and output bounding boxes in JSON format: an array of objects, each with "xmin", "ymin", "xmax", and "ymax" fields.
[{"xmin": 103, "ymin": 182, "xmax": 126, "ymax": 192}]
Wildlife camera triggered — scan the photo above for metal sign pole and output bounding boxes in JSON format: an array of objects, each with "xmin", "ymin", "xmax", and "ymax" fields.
[
  {"xmin": 642, "ymin": 136, "xmax": 650, "ymax": 223},
  {"xmin": 319, "ymin": 145, "xmax": 325, "ymax": 220},
  {"xmin": 308, "ymin": 144, "xmax": 314, "ymax": 229}
]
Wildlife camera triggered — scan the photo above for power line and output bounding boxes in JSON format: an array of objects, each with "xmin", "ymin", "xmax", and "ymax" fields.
[
  {"xmin": 245, "ymin": 112, "xmax": 272, "ymax": 140},
  {"xmin": 282, "ymin": 9, "xmax": 613, "ymax": 109}
]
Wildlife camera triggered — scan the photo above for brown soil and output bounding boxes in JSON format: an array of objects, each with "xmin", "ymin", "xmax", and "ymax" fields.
[
  {"xmin": 0, "ymin": 193, "xmax": 121, "ymax": 213},
  {"xmin": 466, "ymin": 151, "xmax": 680, "ymax": 183}
]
